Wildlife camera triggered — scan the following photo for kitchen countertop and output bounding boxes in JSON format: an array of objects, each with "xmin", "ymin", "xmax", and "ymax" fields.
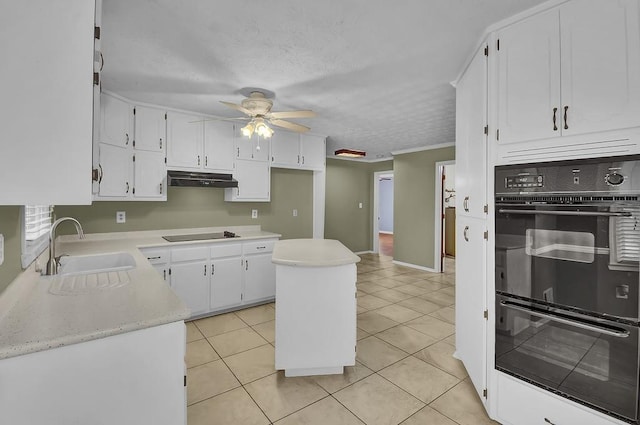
[
  {"xmin": 272, "ymin": 239, "xmax": 360, "ymax": 267},
  {"xmin": 0, "ymin": 226, "xmax": 281, "ymax": 360}
]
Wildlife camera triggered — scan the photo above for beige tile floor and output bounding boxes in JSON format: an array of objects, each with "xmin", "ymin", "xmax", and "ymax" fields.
[{"xmin": 185, "ymin": 254, "xmax": 498, "ymax": 425}]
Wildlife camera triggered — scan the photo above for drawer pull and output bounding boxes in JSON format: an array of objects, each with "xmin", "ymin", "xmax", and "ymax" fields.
[
  {"xmin": 147, "ymin": 256, "xmax": 161, "ymax": 260},
  {"xmin": 204, "ymin": 264, "xmax": 207, "ymax": 276},
  {"xmin": 256, "ymin": 246, "xmax": 266, "ymax": 249},
  {"xmin": 544, "ymin": 419, "xmax": 556, "ymax": 425}
]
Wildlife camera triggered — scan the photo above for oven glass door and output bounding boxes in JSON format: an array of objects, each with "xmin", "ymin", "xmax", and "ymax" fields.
[
  {"xmin": 496, "ymin": 295, "xmax": 639, "ymax": 423},
  {"xmin": 495, "ymin": 203, "xmax": 639, "ymax": 320}
]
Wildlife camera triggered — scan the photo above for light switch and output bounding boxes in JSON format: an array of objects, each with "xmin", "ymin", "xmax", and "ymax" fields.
[
  {"xmin": 0, "ymin": 234, "xmax": 4, "ymax": 266},
  {"xmin": 293, "ymin": 209, "xmax": 298, "ymax": 217},
  {"xmin": 358, "ymin": 202, "xmax": 363, "ymax": 209},
  {"xmin": 251, "ymin": 209, "xmax": 258, "ymax": 219}
]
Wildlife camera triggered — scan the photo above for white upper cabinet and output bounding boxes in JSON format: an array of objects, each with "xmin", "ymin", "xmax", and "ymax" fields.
[
  {"xmin": 497, "ymin": 9, "xmax": 560, "ymax": 145},
  {"xmin": 236, "ymin": 136, "xmax": 270, "ymax": 162},
  {"xmin": 166, "ymin": 112, "xmax": 203, "ymax": 168},
  {"xmin": 100, "ymin": 93, "xmax": 132, "ymax": 148},
  {"xmin": 225, "ymin": 160, "xmax": 270, "ymax": 202},
  {"xmin": 135, "ymin": 106, "xmax": 166, "ymax": 153},
  {"xmin": 496, "ymin": 0, "xmax": 640, "ymax": 146},
  {"xmin": 559, "ymin": 0, "xmax": 640, "ymax": 136},
  {"xmin": 203, "ymin": 120, "xmax": 235, "ymax": 172},
  {"xmin": 0, "ymin": 0, "xmax": 96, "ymax": 205},
  {"xmin": 271, "ymin": 131, "xmax": 300, "ymax": 167},
  {"xmin": 96, "ymin": 143, "xmax": 131, "ymax": 198},
  {"xmin": 299, "ymin": 134, "xmax": 326, "ymax": 170},
  {"xmin": 456, "ymin": 44, "xmax": 488, "ymax": 219},
  {"xmin": 133, "ymin": 150, "xmax": 167, "ymax": 199}
]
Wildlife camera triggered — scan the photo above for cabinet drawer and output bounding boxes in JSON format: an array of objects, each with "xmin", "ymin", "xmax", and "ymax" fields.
[
  {"xmin": 496, "ymin": 372, "xmax": 621, "ymax": 425},
  {"xmin": 210, "ymin": 243, "xmax": 242, "ymax": 259},
  {"xmin": 171, "ymin": 245, "xmax": 209, "ymax": 262},
  {"xmin": 242, "ymin": 239, "xmax": 277, "ymax": 255},
  {"xmin": 140, "ymin": 247, "xmax": 170, "ymax": 265}
]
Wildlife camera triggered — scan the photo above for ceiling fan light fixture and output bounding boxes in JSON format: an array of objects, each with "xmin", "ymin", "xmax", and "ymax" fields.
[
  {"xmin": 335, "ymin": 148, "xmax": 366, "ymax": 158},
  {"xmin": 254, "ymin": 119, "xmax": 274, "ymax": 138},
  {"xmin": 241, "ymin": 122, "xmax": 255, "ymax": 138}
]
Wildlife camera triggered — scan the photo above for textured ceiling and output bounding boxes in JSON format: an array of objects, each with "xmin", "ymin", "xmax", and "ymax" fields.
[{"xmin": 102, "ymin": 0, "xmax": 546, "ymax": 160}]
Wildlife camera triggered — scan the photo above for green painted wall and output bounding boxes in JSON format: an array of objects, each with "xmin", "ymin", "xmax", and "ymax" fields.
[
  {"xmin": 393, "ymin": 147, "xmax": 455, "ymax": 269},
  {"xmin": 0, "ymin": 207, "xmax": 23, "ymax": 293},
  {"xmin": 324, "ymin": 159, "xmax": 393, "ymax": 252},
  {"xmin": 55, "ymin": 168, "xmax": 314, "ymax": 240}
]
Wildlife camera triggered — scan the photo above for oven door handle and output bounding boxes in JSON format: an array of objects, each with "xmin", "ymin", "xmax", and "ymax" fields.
[
  {"xmin": 497, "ymin": 209, "xmax": 632, "ymax": 217},
  {"xmin": 500, "ymin": 300, "xmax": 630, "ymax": 338}
]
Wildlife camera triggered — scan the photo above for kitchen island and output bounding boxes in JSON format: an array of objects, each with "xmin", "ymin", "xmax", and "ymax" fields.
[{"xmin": 272, "ymin": 239, "xmax": 360, "ymax": 377}]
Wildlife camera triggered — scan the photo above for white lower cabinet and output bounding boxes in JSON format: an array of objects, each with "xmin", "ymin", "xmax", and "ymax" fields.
[
  {"xmin": 147, "ymin": 238, "xmax": 278, "ymax": 318},
  {"xmin": 496, "ymin": 372, "xmax": 624, "ymax": 425}
]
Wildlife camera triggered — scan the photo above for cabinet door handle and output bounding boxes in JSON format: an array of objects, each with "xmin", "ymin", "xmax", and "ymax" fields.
[
  {"xmin": 204, "ymin": 264, "xmax": 207, "ymax": 276},
  {"xmin": 463, "ymin": 196, "xmax": 469, "ymax": 212},
  {"xmin": 205, "ymin": 156, "xmax": 208, "ymax": 167},
  {"xmin": 302, "ymin": 156, "xmax": 305, "ymax": 165},
  {"xmin": 159, "ymin": 138, "xmax": 163, "ymax": 149},
  {"xmin": 126, "ymin": 182, "xmax": 130, "ymax": 194},
  {"xmin": 563, "ymin": 105, "xmax": 569, "ymax": 130},
  {"xmin": 159, "ymin": 183, "xmax": 163, "ymax": 194},
  {"xmin": 98, "ymin": 164, "xmax": 103, "ymax": 184},
  {"xmin": 197, "ymin": 155, "xmax": 201, "ymax": 166},
  {"xmin": 552, "ymin": 107, "xmax": 558, "ymax": 131},
  {"xmin": 297, "ymin": 155, "xmax": 300, "ymax": 164},
  {"xmin": 163, "ymin": 269, "xmax": 167, "ymax": 280},
  {"xmin": 544, "ymin": 418, "xmax": 556, "ymax": 425},
  {"xmin": 237, "ymin": 147, "xmax": 240, "ymax": 157},
  {"xmin": 211, "ymin": 264, "xmax": 214, "ymax": 275},
  {"xmin": 256, "ymin": 246, "xmax": 266, "ymax": 250},
  {"xmin": 125, "ymin": 133, "xmax": 129, "ymax": 145},
  {"xmin": 463, "ymin": 226, "xmax": 469, "ymax": 242},
  {"xmin": 245, "ymin": 260, "xmax": 248, "ymax": 271},
  {"xmin": 147, "ymin": 256, "xmax": 161, "ymax": 260}
]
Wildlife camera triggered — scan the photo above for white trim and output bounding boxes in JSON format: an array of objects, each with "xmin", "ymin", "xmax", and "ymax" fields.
[
  {"xmin": 391, "ymin": 142, "xmax": 455, "ymax": 156},
  {"xmin": 372, "ymin": 170, "xmax": 394, "ymax": 253},
  {"xmin": 312, "ymin": 170, "xmax": 326, "ymax": 239},
  {"xmin": 378, "ymin": 231, "xmax": 393, "ymax": 235},
  {"xmin": 434, "ymin": 160, "xmax": 456, "ymax": 273},
  {"xmin": 353, "ymin": 250, "xmax": 374, "ymax": 255},
  {"xmin": 392, "ymin": 260, "xmax": 438, "ymax": 273}
]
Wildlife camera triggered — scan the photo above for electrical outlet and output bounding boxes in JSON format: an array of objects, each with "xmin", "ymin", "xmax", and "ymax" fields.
[
  {"xmin": 542, "ymin": 288, "xmax": 554, "ymax": 303},
  {"xmin": 293, "ymin": 209, "xmax": 298, "ymax": 217},
  {"xmin": 251, "ymin": 209, "xmax": 258, "ymax": 219},
  {"xmin": 0, "ymin": 234, "xmax": 4, "ymax": 266},
  {"xmin": 116, "ymin": 211, "xmax": 126, "ymax": 224},
  {"xmin": 358, "ymin": 202, "xmax": 363, "ymax": 209}
]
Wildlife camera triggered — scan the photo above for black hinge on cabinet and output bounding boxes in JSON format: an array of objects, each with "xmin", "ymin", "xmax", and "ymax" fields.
[
  {"xmin": 93, "ymin": 72, "xmax": 100, "ymax": 85},
  {"xmin": 484, "ymin": 45, "xmax": 488, "ymax": 56},
  {"xmin": 169, "ymin": 268, "xmax": 172, "ymax": 275},
  {"xmin": 184, "ymin": 376, "xmax": 187, "ymax": 387},
  {"xmin": 164, "ymin": 157, "xmax": 167, "ymax": 164},
  {"xmin": 94, "ymin": 26, "xmax": 101, "ymax": 40},
  {"xmin": 483, "ymin": 231, "xmax": 488, "ymax": 240},
  {"xmin": 133, "ymin": 107, "xmax": 136, "ymax": 115},
  {"xmin": 483, "ymin": 204, "xmax": 488, "ymax": 214},
  {"xmin": 133, "ymin": 154, "xmax": 136, "ymax": 162},
  {"xmin": 483, "ymin": 125, "xmax": 488, "ymax": 135},
  {"xmin": 133, "ymin": 187, "xmax": 135, "ymax": 194},
  {"xmin": 496, "ymin": 129, "xmax": 500, "ymax": 141},
  {"xmin": 165, "ymin": 113, "xmax": 167, "ymax": 120},
  {"xmin": 497, "ymin": 39, "xmax": 500, "ymax": 51},
  {"xmin": 483, "ymin": 388, "xmax": 487, "ymax": 398},
  {"xmin": 241, "ymin": 293, "xmax": 243, "ymax": 300},
  {"xmin": 483, "ymin": 309, "xmax": 488, "ymax": 319}
]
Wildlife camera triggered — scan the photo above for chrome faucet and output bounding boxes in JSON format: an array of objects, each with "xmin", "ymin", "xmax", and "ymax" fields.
[{"xmin": 45, "ymin": 217, "xmax": 85, "ymax": 275}]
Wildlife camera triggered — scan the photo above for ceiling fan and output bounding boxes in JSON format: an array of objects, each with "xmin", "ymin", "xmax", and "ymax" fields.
[{"xmin": 219, "ymin": 90, "xmax": 316, "ymax": 138}]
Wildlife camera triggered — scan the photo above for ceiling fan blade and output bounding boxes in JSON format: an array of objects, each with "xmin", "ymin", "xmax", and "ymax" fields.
[
  {"xmin": 269, "ymin": 119, "xmax": 311, "ymax": 133},
  {"xmin": 189, "ymin": 116, "xmax": 249, "ymax": 124},
  {"xmin": 220, "ymin": 101, "xmax": 252, "ymax": 116},
  {"xmin": 267, "ymin": 110, "xmax": 316, "ymax": 119}
]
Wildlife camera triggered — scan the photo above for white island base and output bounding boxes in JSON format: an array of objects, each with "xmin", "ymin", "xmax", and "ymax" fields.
[{"xmin": 272, "ymin": 239, "xmax": 359, "ymax": 377}]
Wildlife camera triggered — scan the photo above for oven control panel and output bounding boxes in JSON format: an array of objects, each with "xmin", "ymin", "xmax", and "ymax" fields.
[{"xmin": 505, "ymin": 175, "xmax": 544, "ymax": 189}]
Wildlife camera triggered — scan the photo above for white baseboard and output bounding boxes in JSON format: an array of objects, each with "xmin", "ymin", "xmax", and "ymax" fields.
[
  {"xmin": 392, "ymin": 260, "xmax": 438, "ymax": 273},
  {"xmin": 354, "ymin": 250, "xmax": 374, "ymax": 255},
  {"xmin": 378, "ymin": 231, "xmax": 394, "ymax": 235}
]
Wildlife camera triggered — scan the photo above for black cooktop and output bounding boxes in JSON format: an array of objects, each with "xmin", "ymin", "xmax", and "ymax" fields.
[{"xmin": 162, "ymin": 231, "xmax": 238, "ymax": 242}]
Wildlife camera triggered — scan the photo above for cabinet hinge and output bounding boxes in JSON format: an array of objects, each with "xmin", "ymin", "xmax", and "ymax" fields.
[
  {"xmin": 241, "ymin": 293, "xmax": 243, "ymax": 300},
  {"xmin": 184, "ymin": 375, "xmax": 187, "ymax": 387},
  {"xmin": 483, "ymin": 204, "xmax": 488, "ymax": 214},
  {"xmin": 496, "ymin": 129, "xmax": 500, "ymax": 141},
  {"xmin": 484, "ymin": 45, "xmax": 488, "ymax": 56},
  {"xmin": 164, "ymin": 157, "xmax": 167, "ymax": 164},
  {"xmin": 132, "ymin": 187, "xmax": 135, "ymax": 195},
  {"xmin": 94, "ymin": 26, "xmax": 101, "ymax": 40},
  {"xmin": 483, "ymin": 231, "xmax": 488, "ymax": 240},
  {"xmin": 483, "ymin": 388, "xmax": 487, "ymax": 398},
  {"xmin": 483, "ymin": 309, "xmax": 488, "ymax": 319},
  {"xmin": 93, "ymin": 72, "xmax": 100, "ymax": 86},
  {"xmin": 483, "ymin": 125, "xmax": 488, "ymax": 135},
  {"xmin": 165, "ymin": 113, "xmax": 167, "ymax": 120},
  {"xmin": 133, "ymin": 154, "xmax": 135, "ymax": 162},
  {"xmin": 133, "ymin": 107, "xmax": 136, "ymax": 115},
  {"xmin": 496, "ymin": 39, "xmax": 500, "ymax": 51},
  {"xmin": 169, "ymin": 268, "xmax": 171, "ymax": 275},
  {"xmin": 133, "ymin": 140, "xmax": 136, "ymax": 148}
]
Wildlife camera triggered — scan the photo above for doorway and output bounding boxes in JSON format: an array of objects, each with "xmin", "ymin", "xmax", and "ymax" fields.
[
  {"xmin": 434, "ymin": 160, "xmax": 456, "ymax": 273},
  {"xmin": 372, "ymin": 170, "xmax": 394, "ymax": 255}
]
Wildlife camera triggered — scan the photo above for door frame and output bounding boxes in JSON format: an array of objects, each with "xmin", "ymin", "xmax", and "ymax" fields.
[
  {"xmin": 434, "ymin": 160, "xmax": 455, "ymax": 273},
  {"xmin": 372, "ymin": 170, "xmax": 394, "ymax": 253}
]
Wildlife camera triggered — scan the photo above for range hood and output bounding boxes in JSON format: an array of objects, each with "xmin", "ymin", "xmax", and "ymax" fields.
[{"xmin": 167, "ymin": 170, "xmax": 238, "ymax": 188}]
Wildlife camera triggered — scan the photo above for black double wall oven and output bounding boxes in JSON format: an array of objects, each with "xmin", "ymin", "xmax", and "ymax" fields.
[{"xmin": 494, "ymin": 155, "xmax": 640, "ymax": 424}]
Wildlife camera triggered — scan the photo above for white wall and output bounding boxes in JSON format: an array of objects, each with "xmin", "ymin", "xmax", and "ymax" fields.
[{"xmin": 379, "ymin": 177, "xmax": 394, "ymax": 233}]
